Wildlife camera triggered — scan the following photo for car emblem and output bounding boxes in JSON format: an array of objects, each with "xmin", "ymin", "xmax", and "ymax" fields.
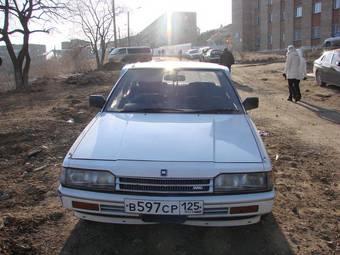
[{"xmin": 160, "ymin": 169, "xmax": 168, "ymax": 177}]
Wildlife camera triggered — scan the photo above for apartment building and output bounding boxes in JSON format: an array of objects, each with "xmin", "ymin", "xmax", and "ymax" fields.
[
  {"xmin": 136, "ymin": 12, "xmax": 198, "ymax": 48},
  {"xmin": 232, "ymin": 0, "xmax": 340, "ymax": 51}
]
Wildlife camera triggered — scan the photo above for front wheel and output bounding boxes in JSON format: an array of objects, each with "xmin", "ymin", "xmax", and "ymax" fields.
[{"xmin": 316, "ymin": 70, "xmax": 326, "ymax": 87}]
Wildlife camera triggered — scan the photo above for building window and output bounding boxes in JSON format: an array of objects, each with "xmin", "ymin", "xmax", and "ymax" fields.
[
  {"xmin": 312, "ymin": 26, "xmax": 321, "ymax": 39},
  {"xmin": 256, "ymin": 37, "xmax": 261, "ymax": 48},
  {"xmin": 334, "ymin": 0, "xmax": 340, "ymax": 9},
  {"xmin": 268, "ymin": 34, "xmax": 272, "ymax": 45},
  {"xmin": 268, "ymin": 0, "xmax": 272, "ymax": 5},
  {"xmin": 281, "ymin": 10, "xmax": 286, "ymax": 21},
  {"xmin": 281, "ymin": 32, "xmax": 286, "ymax": 42},
  {"xmin": 332, "ymin": 24, "xmax": 340, "ymax": 36},
  {"xmin": 294, "ymin": 30, "xmax": 302, "ymax": 41},
  {"xmin": 257, "ymin": 0, "xmax": 260, "ymax": 9},
  {"xmin": 314, "ymin": 2, "xmax": 322, "ymax": 13},
  {"xmin": 268, "ymin": 13, "xmax": 272, "ymax": 23},
  {"xmin": 295, "ymin": 6, "xmax": 303, "ymax": 17},
  {"xmin": 256, "ymin": 16, "xmax": 260, "ymax": 25}
]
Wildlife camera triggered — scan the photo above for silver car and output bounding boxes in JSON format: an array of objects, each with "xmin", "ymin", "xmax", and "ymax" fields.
[
  {"xmin": 59, "ymin": 61, "xmax": 275, "ymax": 227},
  {"xmin": 108, "ymin": 47, "xmax": 152, "ymax": 64}
]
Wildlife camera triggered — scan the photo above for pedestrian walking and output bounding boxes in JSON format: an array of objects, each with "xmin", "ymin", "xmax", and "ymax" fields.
[
  {"xmin": 178, "ymin": 49, "xmax": 183, "ymax": 61},
  {"xmin": 283, "ymin": 45, "xmax": 301, "ymax": 102},
  {"xmin": 220, "ymin": 47, "xmax": 235, "ymax": 72}
]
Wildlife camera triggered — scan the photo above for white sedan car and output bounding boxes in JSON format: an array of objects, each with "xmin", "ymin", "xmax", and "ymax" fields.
[{"xmin": 59, "ymin": 61, "xmax": 275, "ymax": 227}]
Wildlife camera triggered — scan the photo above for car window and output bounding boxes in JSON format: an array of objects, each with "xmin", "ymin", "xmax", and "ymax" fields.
[
  {"xmin": 118, "ymin": 48, "xmax": 127, "ymax": 54},
  {"xmin": 331, "ymin": 54, "xmax": 339, "ymax": 65},
  {"xmin": 127, "ymin": 48, "xmax": 151, "ymax": 54},
  {"xmin": 211, "ymin": 50, "xmax": 222, "ymax": 56},
  {"xmin": 323, "ymin": 53, "xmax": 333, "ymax": 64},
  {"xmin": 111, "ymin": 48, "xmax": 119, "ymax": 54},
  {"xmin": 110, "ymin": 48, "xmax": 126, "ymax": 55},
  {"xmin": 105, "ymin": 68, "xmax": 242, "ymax": 113},
  {"xmin": 334, "ymin": 40, "xmax": 340, "ymax": 47}
]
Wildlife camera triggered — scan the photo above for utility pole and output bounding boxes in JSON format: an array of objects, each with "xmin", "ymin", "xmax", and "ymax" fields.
[
  {"xmin": 118, "ymin": 27, "xmax": 121, "ymax": 47},
  {"xmin": 127, "ymin": 11, "xmax": 130, "ymax": 47},
  {"xmin": 112, "ymin": 0, "xmax": 118, "ymax": 47}
]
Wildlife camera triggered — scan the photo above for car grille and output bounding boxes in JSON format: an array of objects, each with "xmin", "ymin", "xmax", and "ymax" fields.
[{"xmin": 116, "ymin": 177, "xmax": 213, "ymax": 194}]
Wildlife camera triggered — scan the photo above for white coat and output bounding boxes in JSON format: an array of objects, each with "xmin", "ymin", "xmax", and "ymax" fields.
[
  {"xmin": 297, "ymin": 49, "xmax": 307, "ymax": 80},
  {"xmin": 284, "ymin": 46, "xmax": 301, "ymax": 79}
]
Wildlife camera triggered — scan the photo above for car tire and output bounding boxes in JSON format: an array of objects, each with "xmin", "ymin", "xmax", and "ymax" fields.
[{"xmin": 316, "ymin": 70, "xmax": 326, "ymax": 87}]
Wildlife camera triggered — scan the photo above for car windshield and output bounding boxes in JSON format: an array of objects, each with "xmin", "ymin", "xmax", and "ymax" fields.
[{"xmin": 105, "ymin": 68, "xmax": 242, "ymax": 113}]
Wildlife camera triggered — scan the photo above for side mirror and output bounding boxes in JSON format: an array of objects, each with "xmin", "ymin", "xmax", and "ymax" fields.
[
  {"xmin": 243, "ymin": 97, "xmax": 259, "ymax": 111},
  {"xmin": 89, "ymin": 95, "xmax": 106, "ymax": 108},
  {"xmin": 336, "ymin": 61, "xmax": 340, "ymax": 67}
]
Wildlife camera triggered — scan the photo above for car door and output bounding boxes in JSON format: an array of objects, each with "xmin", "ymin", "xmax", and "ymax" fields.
[
  {"xmin": 330, "ymin": 53, "xmax": 340, "ymax": 86},
  {"xmin": 321, "ymin": 53, "xmax": 334, "ymax": 83}
]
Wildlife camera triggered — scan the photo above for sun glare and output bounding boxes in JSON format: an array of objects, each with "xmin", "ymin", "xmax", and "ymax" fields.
[{"xmin": 166, "ymin": 12, "xmax": 172, "ymax": 45}]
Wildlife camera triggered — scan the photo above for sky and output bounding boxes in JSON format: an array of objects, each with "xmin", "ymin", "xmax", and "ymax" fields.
[{"xmin": 2, "ymin": 0, "xmax": 232, "ymax": 51}]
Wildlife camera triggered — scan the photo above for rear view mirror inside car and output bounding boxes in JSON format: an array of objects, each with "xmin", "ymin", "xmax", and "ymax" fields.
[{"xmin": 164, "ymin": 74, "xmax": 186, "ymax": 81}]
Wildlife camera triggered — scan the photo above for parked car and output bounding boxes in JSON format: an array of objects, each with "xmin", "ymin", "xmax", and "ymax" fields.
[
  {"xmin": 108, "ymin": 47, "xmax": 152, "ymax": 63},
  {"xmin": 314, "ymin": 49, "xmax": 340, "ymax": 87},
  {"xmin": 59, "ymin": 61, "xmax": 274, "ymax": 227},
  {"xmin": 199, "ymin": 47, "xmax": 211, "ymax": 61},
  {"xmin": 322, "ymin": 36, "xmax": 340, "ymax": 48},
  {"xmin": 184, "ymin": 49, "xmax": 201, "ymax": 60},
  {"xmin": 201, "ymin": 49, "xmax": 223, "ymax": 63}
]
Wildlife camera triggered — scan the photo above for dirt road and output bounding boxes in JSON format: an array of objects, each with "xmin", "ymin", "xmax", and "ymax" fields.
[{"xmin": 0, "ymin": 63, "xmax": 339, "ymax": 255}]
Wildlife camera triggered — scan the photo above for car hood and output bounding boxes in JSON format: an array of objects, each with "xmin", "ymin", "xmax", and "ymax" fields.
[{"xmin": 71, "ymin": 113, "xmax": 263, "ymax": 163}]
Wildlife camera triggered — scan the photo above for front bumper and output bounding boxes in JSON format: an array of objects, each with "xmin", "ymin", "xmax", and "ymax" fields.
[{"xmin": 58, "ymin": 185, "xmax": 275, "ymax": 227}]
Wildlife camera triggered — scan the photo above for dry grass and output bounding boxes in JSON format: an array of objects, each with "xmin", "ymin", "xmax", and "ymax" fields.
[
  {"xmin": 0, "ymin": 57, "xmax": 97, "ymax": 92},
  {"xmin": 36, "ymin": 58, "xmax": 96, "ymax": 78},
  {"xmin": 0, "ymin": 72, "xmax": 16, "ymax": 92},
  {"xmin": 234, "ymin": 51, "xmax": 286, "ymax": 64}
]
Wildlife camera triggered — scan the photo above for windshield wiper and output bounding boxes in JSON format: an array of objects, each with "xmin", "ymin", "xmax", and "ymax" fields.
[
  {"xmin": 189, "ymin": 108, "xmax": 239, "ymax": 114},
  {"xmin": 119, "ymin": 108, "xmax": 188, "ymax": 113}
]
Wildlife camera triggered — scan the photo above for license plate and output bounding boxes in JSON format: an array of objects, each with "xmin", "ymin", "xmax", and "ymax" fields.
[{"xmin": 124, "ymin": 200, "xmax": 204, "ymax": 215}]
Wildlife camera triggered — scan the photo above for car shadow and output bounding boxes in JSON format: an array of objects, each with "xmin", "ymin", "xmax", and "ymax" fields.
[
  {"xmin": 59, "ymin": 214, "xmax": 293, "ymax": 255},
  {"xmin": 232, "ymin": 81, "xmax": 254, "ymax": 93},
  {"xmin": 325, "ymin": 84, "xmax": 340, "ymax": 92},
  {"xmin": 298, "ymin": 100, "xmax": 340, "ymax": 124}
]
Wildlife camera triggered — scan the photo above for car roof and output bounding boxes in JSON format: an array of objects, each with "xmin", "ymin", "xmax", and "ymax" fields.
[
  {"xmin": 325, "ymin": 37, "xmax": 340, "ymax": 42},
  {"xmin": 323, "ymin": 48, "xmax": 340, "ymax": 55},
  {"xmin": 124, "ymin": 61, "xmax": 229, "ymax": 71}
]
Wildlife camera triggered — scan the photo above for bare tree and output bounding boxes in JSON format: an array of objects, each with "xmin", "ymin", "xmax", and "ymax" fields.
[
  {"xmin": 71, "ymin": 0, "xmax": 122, "ymax": 69},
  {"xmin": 0, "ymin": 0, "xmax": 66, "ymax": 89}
]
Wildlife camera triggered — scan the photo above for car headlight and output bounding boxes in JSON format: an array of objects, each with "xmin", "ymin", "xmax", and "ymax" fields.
[
  {"xmin": 214, "ymin": 172, "xmax": 273, "ymax": 194},
  {"xmin": 60, "ymin": 168, "xmax": 115, "ymax": 191}
]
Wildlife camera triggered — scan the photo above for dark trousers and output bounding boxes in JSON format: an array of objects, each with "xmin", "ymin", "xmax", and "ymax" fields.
[{"xmin": 288, "ymin": 79, "xmax": 301, "ymax": 101}]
